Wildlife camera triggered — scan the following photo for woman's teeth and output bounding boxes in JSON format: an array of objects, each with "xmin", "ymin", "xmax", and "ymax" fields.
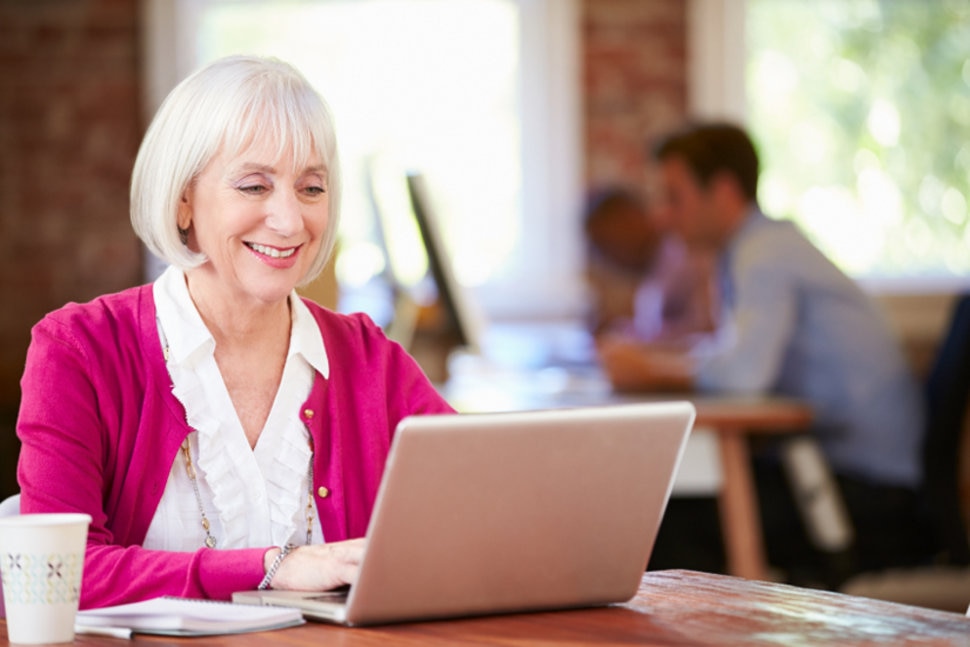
[{"xmin": 247, "ymin": 243, "xmax": 295, "ymax": 258}]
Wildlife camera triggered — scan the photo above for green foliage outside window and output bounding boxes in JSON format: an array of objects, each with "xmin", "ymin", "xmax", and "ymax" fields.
[{"xmin": 748, "ymin": 0, "xmax": 970, "ymax": 279}]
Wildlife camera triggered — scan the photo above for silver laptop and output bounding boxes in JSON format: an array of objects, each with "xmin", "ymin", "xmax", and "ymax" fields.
[{"xmin": 233, "ymin": 402, "xmax": 694, "ymax": 626}]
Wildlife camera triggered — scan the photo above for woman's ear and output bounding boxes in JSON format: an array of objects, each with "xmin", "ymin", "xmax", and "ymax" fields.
[
  {"xmin": 176, "ymin": 190, "xmax": 193, "ymax": 245},
  {"xmin": 176, "ymin": 190, "xmax": 192, "ymax": 231}
]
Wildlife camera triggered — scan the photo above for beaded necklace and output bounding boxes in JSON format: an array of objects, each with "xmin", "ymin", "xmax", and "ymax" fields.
[
  {"xmin": 178, "ymin": 437, "xmax": 315, "ymax": 549},
  {"xmin": 164, "ymin": 340, "xmax": 315, "ymax": 549}
]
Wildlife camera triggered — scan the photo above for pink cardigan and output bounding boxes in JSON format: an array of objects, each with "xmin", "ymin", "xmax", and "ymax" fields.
[{"xmin": 16, "ymin": 285, "xmax": 454, "ymax": 608}]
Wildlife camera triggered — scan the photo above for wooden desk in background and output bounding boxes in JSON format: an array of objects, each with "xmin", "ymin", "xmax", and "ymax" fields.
[
  {"xmin": 689, "ymin": 396, "xmax": 813, "ymax": 581},
  {"xmin": 442, "ymin": 373, "xmax": 813, "ymax": 582},
  {"xmin": 6, "ymin": 570, "xmax": 966, "ymax": 646}
]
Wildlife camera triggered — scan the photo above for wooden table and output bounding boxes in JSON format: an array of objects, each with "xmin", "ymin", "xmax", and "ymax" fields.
[
  {"xmin": 442, "ymin": 373, "xmax": 813, "ymax": 582},
  {"xmin": 5, "ymin": 570, "xmax": 967, "ymax": 646},
  {"xmin": 687, "ymin": 396, "xmax": 813, "ymax": 581}
]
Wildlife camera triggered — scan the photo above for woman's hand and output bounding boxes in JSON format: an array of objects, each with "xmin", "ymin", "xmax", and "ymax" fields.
[{"xmin": 263, "ymin": 538, "xmax": 366, "ymax": 591}]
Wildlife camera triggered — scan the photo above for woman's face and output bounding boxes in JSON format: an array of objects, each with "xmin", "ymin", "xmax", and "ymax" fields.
[{"xmin": 179, "ymin": 137, "xmax": 329, "ymax": 310}]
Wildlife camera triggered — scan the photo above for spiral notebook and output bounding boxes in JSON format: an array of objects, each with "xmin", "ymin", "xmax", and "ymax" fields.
[
  {"xmin": 75, "ymin": 595, "xmax": 304, "ymax": 636},
  {"xmin": 234, "ymin": 402, "xmax": 695, "ymax": 626}
]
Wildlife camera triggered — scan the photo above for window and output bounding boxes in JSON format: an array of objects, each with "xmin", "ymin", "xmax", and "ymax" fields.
[
  {"xmin": 745, "ymin": 0, "xmax": 970, "ymax": 283},
  {"xmin": 749, "ymin": 0, "xmax": 970, "ymax": 282},
  {"xmin": 690, "ymin": 0, "xmax": 970, "ymax": 286},
  {"xmin": 144, "ymin": 0, "xmax": 582, "ymax": 320}
]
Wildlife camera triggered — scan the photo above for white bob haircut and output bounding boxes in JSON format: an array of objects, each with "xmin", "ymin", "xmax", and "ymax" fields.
[{"xmin": 130, "ymin": 55, "xmax": 341, "ymax": 286}]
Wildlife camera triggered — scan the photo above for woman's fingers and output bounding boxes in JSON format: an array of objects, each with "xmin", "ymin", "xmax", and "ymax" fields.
[{"xmin": 269, "ymin": 538, "xmax": 367, "ymax": 591}]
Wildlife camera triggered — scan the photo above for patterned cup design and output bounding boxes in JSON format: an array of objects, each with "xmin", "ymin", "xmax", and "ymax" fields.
[{"xmin": 2, "ymin": 552, "xmax": 82, "ymax": 605}]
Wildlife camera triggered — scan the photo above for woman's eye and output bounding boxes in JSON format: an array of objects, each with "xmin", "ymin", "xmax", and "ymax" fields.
[
  {"xmin": 304, "ymin": 186, "xmax": 326, "ymax": 196},
  {"xmin": 239, "ymin": 184, "xmax": 268, "ymax": 194}
]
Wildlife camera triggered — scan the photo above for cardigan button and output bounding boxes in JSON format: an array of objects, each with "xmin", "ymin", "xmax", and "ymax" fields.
[
  {"xmin": 304, "ymin": 408, "xmax": 315, "ymax": 420},
  {"xmin": 317, "ymin": 486, "xmax": 330, "ymax": 499}
]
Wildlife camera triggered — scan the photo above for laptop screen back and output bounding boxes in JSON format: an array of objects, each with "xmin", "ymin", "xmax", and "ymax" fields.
[{"xmin": 345, "ymin": 401, "xmax": 694, "ymax": 625}]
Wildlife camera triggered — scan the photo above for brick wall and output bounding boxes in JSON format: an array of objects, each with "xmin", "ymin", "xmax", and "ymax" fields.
[
  {"xmin": 583, "ymin": 0, "xmax": 687, "ymax": 195},
  {"xmin": 0, "ymin": 0, "xmax": 142, "ymax": 498}
]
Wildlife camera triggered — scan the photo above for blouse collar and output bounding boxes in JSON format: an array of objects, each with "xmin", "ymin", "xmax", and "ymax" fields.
[{"xmin": 152, "ymin": 265, "xmax": 330, "ymax": 379}]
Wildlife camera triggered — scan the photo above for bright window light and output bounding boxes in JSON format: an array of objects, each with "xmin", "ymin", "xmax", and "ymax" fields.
[
  {"xmin": 747, "ymin": 0, "xmax": 970, "ymax": 282},
  {"xmin": 167, "ymin": 0, "xmax": 583, "ymax": 321}
]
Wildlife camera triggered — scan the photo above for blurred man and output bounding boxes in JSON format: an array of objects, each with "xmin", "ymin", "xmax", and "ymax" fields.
[{"xmin": 600, "ymin": 122, "xmax": 928, "ymax": 581}]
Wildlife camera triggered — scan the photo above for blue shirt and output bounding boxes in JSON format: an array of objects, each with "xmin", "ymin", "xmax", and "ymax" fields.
[{"xmin": 695, "ymin": 208, "xmax": 924, "ymax": 487}]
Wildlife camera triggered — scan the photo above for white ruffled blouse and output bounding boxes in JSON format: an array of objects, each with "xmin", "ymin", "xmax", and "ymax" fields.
[{"xmin": 143, "ymin": 266, "xmax": 328, "ymax": 551}]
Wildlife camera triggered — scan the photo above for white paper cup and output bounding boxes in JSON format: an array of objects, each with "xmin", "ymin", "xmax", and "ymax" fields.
[{"xmin": 0, "ymin": 513, "xmax": 91, "ymax": 644}]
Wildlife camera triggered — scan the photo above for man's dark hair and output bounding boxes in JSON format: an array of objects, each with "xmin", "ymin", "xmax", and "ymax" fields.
[{"xmin": 652, "ymin": 123, "xmax": 760, "ymax": 201}]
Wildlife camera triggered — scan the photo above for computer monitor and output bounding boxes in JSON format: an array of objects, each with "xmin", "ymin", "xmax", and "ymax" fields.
[
  {"xmin": 404, "ymin": 173, "xmax": 483, "ymax": 351},
  {"xmin": 366, "ymin": 161, "xmax": 484, "ymax": 355}
]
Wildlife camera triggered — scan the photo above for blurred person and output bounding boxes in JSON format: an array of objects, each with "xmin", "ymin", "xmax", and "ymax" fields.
[
  {"xmin": 16, "ymin": 56, "xmax": 454, "ymax": 608},
  {"xmin": 600, "ymin": 122, "xmax": 929, "ymax": 581},
  {"xmin": 583, "ymin": 187, "xmax": 718, "ymax": 346}
]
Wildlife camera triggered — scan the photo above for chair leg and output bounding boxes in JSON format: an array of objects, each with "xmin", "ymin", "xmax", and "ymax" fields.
[{"xmin": 780, "ymin": 437, "xmax": 854, "ymax": 552}]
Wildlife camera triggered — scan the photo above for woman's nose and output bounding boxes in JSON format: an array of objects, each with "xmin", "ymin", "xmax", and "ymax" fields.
[{"xmin": 265, "ymin": 190, "xmax": 302, "ymax": 236}]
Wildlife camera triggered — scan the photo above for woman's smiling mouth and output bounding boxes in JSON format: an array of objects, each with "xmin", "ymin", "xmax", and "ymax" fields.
[{"xmin": 245, "ymin": 242, "xmax": 297, "ymax": 259}]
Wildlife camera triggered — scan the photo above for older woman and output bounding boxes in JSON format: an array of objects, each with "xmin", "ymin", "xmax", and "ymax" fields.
[{"xmin": 16, "ymin": 56, "xmax": 454, "ymax": 608}]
